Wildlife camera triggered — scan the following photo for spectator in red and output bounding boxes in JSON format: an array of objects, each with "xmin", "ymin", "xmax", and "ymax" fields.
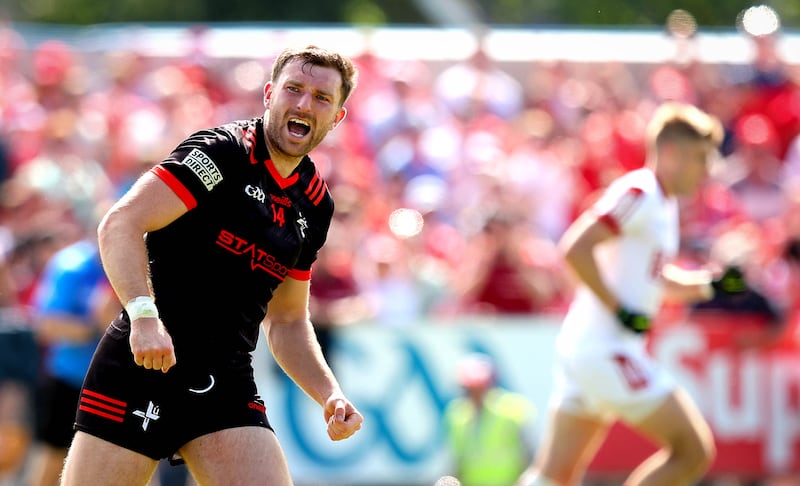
[
  {"xmin": 454, "ymin": 211, "xmax": 567, "ymax": 316},
  {"xmin": 730, "ymin": 7, "xmax": 800, "ymax": 161}
]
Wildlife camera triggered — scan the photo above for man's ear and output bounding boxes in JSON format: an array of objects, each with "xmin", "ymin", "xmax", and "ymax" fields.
[
  {"xmin": 332, "ymin": 107, "xmax": 347, "ymax": 130},
  {"xmin": 263, "ymin": 82, "xmax": 273, "ymax": 108}
]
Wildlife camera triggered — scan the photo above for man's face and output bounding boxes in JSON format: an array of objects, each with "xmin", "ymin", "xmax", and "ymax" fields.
[
  {"xmin": 263, "ymin": 59, "xmax": 346, "ymax": 160},
  {"xmin": 671, "ymin": 138, "xmax": 713, "ymax": 196}
]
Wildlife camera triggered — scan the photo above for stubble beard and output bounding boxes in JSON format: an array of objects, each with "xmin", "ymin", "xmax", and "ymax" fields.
[{"xmin": 265, "ymin": 113, "xmax": 326, "ymax": 161}]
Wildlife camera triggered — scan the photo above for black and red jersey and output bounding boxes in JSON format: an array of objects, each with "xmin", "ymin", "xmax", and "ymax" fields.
[{"xmin": 121, "ymin": 117, "xmax": 334, "ymax": 366}]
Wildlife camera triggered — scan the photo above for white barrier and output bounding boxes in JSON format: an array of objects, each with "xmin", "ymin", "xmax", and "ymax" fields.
[
  {"xmin": 253, "ymin": 317, "xmax": 560, "ymax": 486},
  {"xmin": 255, "ymin": 315, "xmax": 800, "ymax": 485}
]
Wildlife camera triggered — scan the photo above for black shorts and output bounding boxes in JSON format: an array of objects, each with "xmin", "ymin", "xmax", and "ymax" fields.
[
  {"xmin": 35, "ymin": 375, "xmax": 81, "ymax": 448},
  {"xmin": 74, "ymin": 325, "xmax": 271, "ymax": 460}
]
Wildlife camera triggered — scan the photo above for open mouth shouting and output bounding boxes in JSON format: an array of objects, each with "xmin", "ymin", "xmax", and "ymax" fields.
[{"xmin": 287, "ymin": 118, "xmax": 311, "ymax": 138}]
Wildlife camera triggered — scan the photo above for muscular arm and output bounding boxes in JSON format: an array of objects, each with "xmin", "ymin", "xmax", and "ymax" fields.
[
  {"xmin": 265, "ymin": 277, "xmax": 340, "ymax": 405},
  {"xmin": 97, "ymin": 172, "xmax": 188, "ymax": 304},
  {"xmin": 265, "ymin": 277, "xmax": 362, "ymax": 441},
  {"xmin": 97, "ymin": 171, "xmax": 188, "ymax": 372},
  {"xmin": 559, "ymin": 211, "xmax": 619, "ymax": 313}
]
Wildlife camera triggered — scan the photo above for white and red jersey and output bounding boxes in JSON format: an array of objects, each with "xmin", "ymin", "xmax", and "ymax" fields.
[{"xmin": 558, "ymin": 168, "xmax": 679, "ymax": 355}]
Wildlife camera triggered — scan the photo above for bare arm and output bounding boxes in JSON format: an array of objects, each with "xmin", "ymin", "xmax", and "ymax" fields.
[
  {"xmin": 36, "ymin": 277, "xmax": 120, "ymax": 344},
  {"xmin": 265, "ymin": 277, "xmax": 362, "ymax": 441},
  {"xmin": 98, "ymin": 172, "xmax": 187, "ymax": 304},
  {"xmin": 266, "ymin": 277, "xmax": 337, "ymax": 404},
  {"xmin": 559, "ymin": 211, "xmax": 620, "ymax": 313},
  {"xmin": 97, "ymin": 171, "xmax": 188, "ymax": 372},
  {"xmin": 661, "ymin": 263, "xmax": 714, "ymax": 304},
  {"xmin": 36, "ymin": 315, "xmax": 99, "ymax": 344}
]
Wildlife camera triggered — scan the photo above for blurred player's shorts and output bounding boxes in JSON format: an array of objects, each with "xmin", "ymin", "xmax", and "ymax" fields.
[
  {"xmin": 0, "ymin": 309, "xmax": 38, "ymax": 473},
  {"xmin": 0, "ymin": 309, "xmax": 38, "ymax": 388}
]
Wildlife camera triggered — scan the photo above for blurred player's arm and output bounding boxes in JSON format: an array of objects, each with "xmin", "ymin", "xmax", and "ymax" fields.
[
  {"xmin": 36, "ymin": 314, "xmax": 99, "ymax": 344},
  {"xmin": 559, "ymin": 211, "xmax": 619, "ymax": 313},
  {"xmin": 661, "ymin": 263, "xmax": 714, "ymax": 304},
  {"xmin": 36, "ymin": 279, "xmax": 121, "ymax": 344}
]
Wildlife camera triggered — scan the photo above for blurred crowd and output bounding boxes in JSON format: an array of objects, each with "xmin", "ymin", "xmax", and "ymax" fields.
[
  {"xmin": 0, "ymin": 13, "xmax": 799, "ymax": 484},
  {"xmin": 0, "ymin": 21, "xmax": 798, "ymax": 328}
]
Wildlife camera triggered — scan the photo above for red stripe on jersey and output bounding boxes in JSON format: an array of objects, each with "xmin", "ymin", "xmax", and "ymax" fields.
[
  {"xmin": 288, "ymin": 268, "xmax": 312, "ymax": 281},
  {"xmin": 596, "ymin": 187, "xmax": 644, "ymax": 234},
  {"xmin": 80, "ymin": 397, "xmax": 126, "ymax": 415},
  {"xmin": 305, "ymin": 172, "xmax": 327, "ymax": 206},
  {"xmin": 597, "ymin": 213, "xmax": 620, "ymax": 234},
  {"xmin": 151, "ymin": 166, "xmax": 197, "ymax": 210},
  {"xmin": 79, "ymin": 404, "xmax": 125, "ymax": 422},
  {"xmin": 308, "ymin": 181, "xmax": 323, "ymax": 205},
  {"xmin": 306, "ymin": 172, "xmax": 320, "ymax": 196},
  {"xmin": 82, "ymin": 389, "xmax": 127, "ymax": 407},
  {"xmin": 313, "ymin": 188, "xmax": 325, "ymax": 206}
]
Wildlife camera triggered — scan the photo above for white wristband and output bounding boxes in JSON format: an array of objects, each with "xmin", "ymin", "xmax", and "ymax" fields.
[{"xmin": 125, "ymin": 296, "xmax": 159, "ymax": 321}]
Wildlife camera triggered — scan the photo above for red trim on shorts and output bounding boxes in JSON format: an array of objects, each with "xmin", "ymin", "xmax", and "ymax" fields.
[
  {"xmin": 82, "ymin": 389, "xmax": 127, "ymax": 407},
  {"xmin": 79, "ymin": 405, "xmax": 125, "ymax": 422},
  {"xmin": 151, "ymin": 166, "xmax": 197, "ymax": 210},
  {"xmin": 248, "ymin": 401, "xmax": 266, "ymax": 413},
  {"xmin": 79, "ymin": 389, "xmax": 127, "ymax": 422},
  {"xmin": 79, "ymin": 397, "xmax": 126, "ymax": 415},
  {"xmin": 288, "ymin": 268, "xmax": 312, "ymax": 281}
]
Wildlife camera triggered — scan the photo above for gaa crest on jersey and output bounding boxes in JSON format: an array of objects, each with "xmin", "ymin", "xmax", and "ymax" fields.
[
  {"xmin": 181, "ymin": 148, "xmax": 223, "ymax": 191},
  {"xmin": 245, "ymin": 184, "xmax": 266, "ymax": 203}
]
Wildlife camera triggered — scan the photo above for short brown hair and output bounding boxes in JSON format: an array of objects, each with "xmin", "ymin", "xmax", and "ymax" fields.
[
  {"xmin": 271, "ymin": 45, "xmax": 359, "ymax": 107},
  {"xmin": 646, "ymin": 102, "xmax": 723, "ymax": 150}
]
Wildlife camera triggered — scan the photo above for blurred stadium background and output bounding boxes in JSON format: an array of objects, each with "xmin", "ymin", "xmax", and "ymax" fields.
[{"xmin": 2, "ymin": 1, "xmax": 800, "ymax": 485}]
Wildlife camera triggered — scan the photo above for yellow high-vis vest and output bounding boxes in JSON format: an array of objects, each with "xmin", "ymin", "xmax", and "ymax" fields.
[{"xmin": 444, "ymin": 388, "xmax": 535, "ymax": 486}]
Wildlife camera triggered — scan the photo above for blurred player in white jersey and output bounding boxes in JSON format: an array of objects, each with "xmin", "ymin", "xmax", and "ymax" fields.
[{"xmin": 518, "ymin": 102, "xmax": 727, "ymax": 486}]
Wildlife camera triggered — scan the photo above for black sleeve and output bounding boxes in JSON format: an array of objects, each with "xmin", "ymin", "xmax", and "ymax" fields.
[{"xmin": 152, "ymin": 127, "xmax": 241, "ymax": 209}]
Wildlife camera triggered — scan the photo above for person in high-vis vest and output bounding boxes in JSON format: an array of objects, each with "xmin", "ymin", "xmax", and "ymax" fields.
[{"xmin": 443, "ymin": 353, "xmax": 536, "ymax": 486}]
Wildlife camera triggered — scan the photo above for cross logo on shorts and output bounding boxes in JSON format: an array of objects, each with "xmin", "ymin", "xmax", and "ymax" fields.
[{"xmin": 132, "ymin": 401, "xmax": 160, "ymax": 431}]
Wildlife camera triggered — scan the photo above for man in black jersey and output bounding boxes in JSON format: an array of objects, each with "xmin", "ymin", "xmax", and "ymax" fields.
[{"xmin": 60, "ymin": 45, "xmax": 363, "ymax": 486}]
